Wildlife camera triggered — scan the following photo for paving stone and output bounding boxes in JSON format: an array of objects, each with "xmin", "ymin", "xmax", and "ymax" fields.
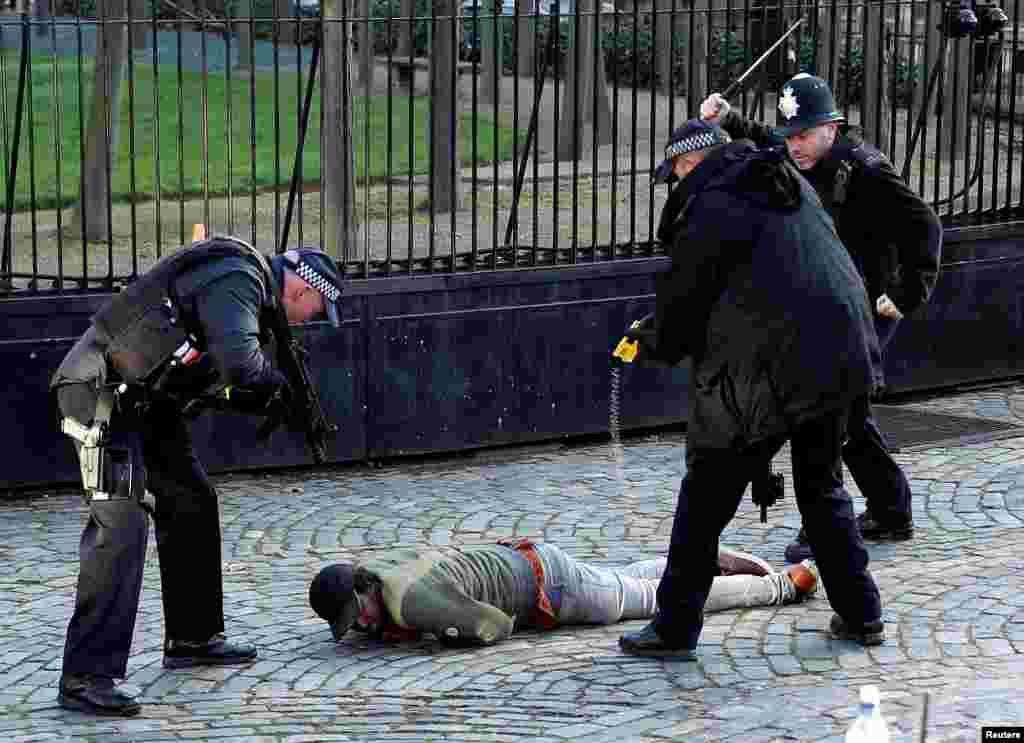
[{"xmin": 4, "ymin": 384, "xmax": 1024, "ymax": 740}]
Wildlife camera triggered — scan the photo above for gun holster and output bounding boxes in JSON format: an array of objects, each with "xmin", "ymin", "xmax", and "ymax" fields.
[
  {"xmin": 59, "ymin": 386, "xmax": 138, "ymax": 504},
  {"xmin": 61, "ymin": 416, "xmax": 109, "ymax": 495}
]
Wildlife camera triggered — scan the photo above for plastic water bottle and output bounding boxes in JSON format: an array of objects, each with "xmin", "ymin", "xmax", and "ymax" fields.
[{"xmin": 845, "ymin": 685, "xmax": 891, "ymax": 743}]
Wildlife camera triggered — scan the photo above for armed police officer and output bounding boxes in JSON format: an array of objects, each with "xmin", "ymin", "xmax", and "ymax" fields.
[
  {"xmin": 51, "ymin": 236, "xmax": 344, "ymax": 717},
  {"xmin": 700, "ymin": 73, "xmax": 943, "ymax": 563},
  {"xmin": 617, "ymin": 120, "xmax": 885, "ymax": 658}
]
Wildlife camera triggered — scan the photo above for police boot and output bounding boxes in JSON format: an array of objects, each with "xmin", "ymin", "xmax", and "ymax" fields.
[
  {"xmin": 163, "ymin": 633, "xmax": 258, "ymax": 669},
  {"xmin": 58, "ymin": 674, "xmax": 141, "ymax": 717},
  {"xmin": 856, "ymin": 510, "xmax": 914, "ymax": 541},
  {"xmin": 784, "ymin": 527, "xmax": 814, "ymax": 563},
  {"xmin": 828, "ymin": 614, "xmax": 886, "ymax": 646},
  {"xmin": 618, "ymin": 623, "xmax": 697, "ymax": 659}
]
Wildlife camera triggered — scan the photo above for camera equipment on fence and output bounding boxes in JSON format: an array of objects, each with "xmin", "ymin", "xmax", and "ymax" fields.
[
  {"xmin": 752, "ymin": 466, "xmax": 785, "ymax": 524},
  {"xmin": 940, "ymin": 0, "xmax": 1007, "ymax": 38}
]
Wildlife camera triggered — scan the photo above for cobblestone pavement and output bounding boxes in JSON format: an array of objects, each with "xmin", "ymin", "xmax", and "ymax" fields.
[{"xmin": 4, "ymin": 384, "xmax": 1024, "ymax": 741}]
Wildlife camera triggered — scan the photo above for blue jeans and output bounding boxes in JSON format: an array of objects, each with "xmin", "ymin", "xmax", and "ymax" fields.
[{"xmin": 533, "ymin": 545, "xmax": 786, "ymax": 626}]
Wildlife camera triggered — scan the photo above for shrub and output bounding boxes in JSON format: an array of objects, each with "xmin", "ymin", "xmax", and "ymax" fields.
[{"xmin": 834, "ymin": 42, "xmax": 919, "ymax": 107}]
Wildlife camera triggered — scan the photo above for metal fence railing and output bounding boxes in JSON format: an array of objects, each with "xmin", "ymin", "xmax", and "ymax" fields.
[{"xmin": 1, "ymin": 0, "xmax": 1021, "ymax": 293}]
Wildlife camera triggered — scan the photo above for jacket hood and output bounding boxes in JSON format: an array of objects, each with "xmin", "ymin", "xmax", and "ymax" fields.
[
  {"xmin": 733, "ymin": 148, "xmax": 802, "ymax": 211},
  {"xmin": 657, "ymin": 141, "xmax": 803, "ymax": 245}
]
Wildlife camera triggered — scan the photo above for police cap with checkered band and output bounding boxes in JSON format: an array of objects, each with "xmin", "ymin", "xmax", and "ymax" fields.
[
  {"xmin": 652, "ymin": 119, "xmax": 732, "ymax": 184},
  {"xmin": 271, "ymin": 248, "xmax": 345, "ymax": 328},
  {"xmin": 774, "ymin": 73, "xmax": 845, "ymax": 138}
]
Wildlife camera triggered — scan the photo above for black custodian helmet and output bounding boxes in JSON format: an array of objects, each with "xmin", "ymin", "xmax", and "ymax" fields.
[{"xmin": 775, "ymin": 73, "xmax": 845, "ymax": 137}]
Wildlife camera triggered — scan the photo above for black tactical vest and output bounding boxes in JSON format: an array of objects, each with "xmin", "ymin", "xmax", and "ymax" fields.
[{"xmin": 91, "ymin": 237, "xmax": 278, "ymax": 385}]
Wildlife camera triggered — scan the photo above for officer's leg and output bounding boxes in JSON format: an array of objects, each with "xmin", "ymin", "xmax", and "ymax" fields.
[
  {"xmin": 843, "ymin": 314, "xmax": 914, "ymax": 531},
  {"xmin": 140, "ymin": 399, "xmax": 225, "ymax": 643},
  {"xmin": 842, "ymin": 393, "xmax": 914, "ymax": 531},
  {"xmin": 791, "ymin": 409, "xmax": 882, "ymax": 629},
  {"xmin": 62, "ymin": 499, "xmax": 149, "ymax": 678},
  {"xmin": 57, "ymin": 385, "xmax": 149, "ymax": 683},
  {"xmin": 652, "ymin": 439, "xmax": 782, "ymax": 647}
]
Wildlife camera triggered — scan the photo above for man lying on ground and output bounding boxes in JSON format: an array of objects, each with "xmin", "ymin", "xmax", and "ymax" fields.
[{"xmin": 308, "ymin": 539, "xmax": 818, "ymax": 645}]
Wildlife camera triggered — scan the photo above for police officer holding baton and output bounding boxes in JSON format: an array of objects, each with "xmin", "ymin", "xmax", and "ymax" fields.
[{"xmin": 701, "ymin": 74, "xmax": 943, "ymax": 563}]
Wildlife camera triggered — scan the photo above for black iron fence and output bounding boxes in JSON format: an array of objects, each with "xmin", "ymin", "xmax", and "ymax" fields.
[{"xmin": 0, "ymin": 0, "xmax": 1022, "ymax": 293}]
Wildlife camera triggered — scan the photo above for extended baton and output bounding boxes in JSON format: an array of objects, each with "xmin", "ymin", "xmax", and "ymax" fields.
[{"xmin": 721, "ymin": 18, "xmax": 805, "ymax": 100}]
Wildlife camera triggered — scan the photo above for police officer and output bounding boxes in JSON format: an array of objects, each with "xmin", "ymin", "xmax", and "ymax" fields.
[
  {"xmin": 701, "ymin": 73, "xmax": 943, "ymax": 562},
  {"xmin": 617, "ymin": 120, "xmax": 885, "ymax": 658},
  {"xmin": 51, "ymin": 236, "xmax": 345, "ymax": 717}
]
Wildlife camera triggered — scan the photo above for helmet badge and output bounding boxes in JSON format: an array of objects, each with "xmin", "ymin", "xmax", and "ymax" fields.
[{"xmin": 778, "ymin": 86, "xmax": 800, "ymax": 120}]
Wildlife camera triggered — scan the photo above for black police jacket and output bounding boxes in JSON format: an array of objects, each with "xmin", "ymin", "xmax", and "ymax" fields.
[
  {"xmin": 53, "ymin": 238, "xmax": 286, "ymax": 408},
  {"xmin": 719, "ymin": 113, "xmax": 943, "ymax": 315},
  {"xmin": 654, "ymin": 141, "xmax": 883, "ymax": 451}
]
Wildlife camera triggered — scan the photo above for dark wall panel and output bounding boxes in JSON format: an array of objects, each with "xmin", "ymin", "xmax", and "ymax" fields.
[
  {"xmin": 882, "ymin": 235, "xmax": 1024, "ymax": 392},
  {"xmin": 3, "ymin": 226, "xmax": 1024, "ymax": 490}
]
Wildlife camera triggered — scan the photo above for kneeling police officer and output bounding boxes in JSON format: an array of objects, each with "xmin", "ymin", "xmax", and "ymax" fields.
[
  {"xmin": 51, "ymin": 236, "xmax": 344, "ymax": 716},
  {"xmin": 701, "ymin": 73, "xmax": 943, "ymax": 562}
]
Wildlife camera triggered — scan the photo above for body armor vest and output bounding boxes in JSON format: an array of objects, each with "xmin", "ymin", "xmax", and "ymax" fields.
[{"xmin": 91, "ymin": 237, "xmax": 278, "ymax": 385}]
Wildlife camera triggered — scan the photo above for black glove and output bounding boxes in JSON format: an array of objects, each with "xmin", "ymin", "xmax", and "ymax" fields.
[
  {"xmin": 221, "ymin": 369, "xmax": 292, "ymax": 416},
  {"xmin": 254, "ymin": 376, "xmax": 308, "ymax": 443}
]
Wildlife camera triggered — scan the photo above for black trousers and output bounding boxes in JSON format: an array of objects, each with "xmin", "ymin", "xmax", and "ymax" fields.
[
  {"xmin": 842, "ymin": 315, "xmax": 913, "ymax": 525},
  {"xmin": 59, "ymin": 388, "xmax": 226, "ymax": 679},
  {"xmin": 654, "ymin": 408, "xmax": 882, "ymax": 648}
]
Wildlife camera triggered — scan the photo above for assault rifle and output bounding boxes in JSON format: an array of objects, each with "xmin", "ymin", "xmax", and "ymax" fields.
[
  {"xmin": 255, "ymin": 282, "xmax": 339, "ymax": 465},
  {"xmin": 182, "ymin": 236, "xmax": 339, "ymax": 464},
  {"xmin": 186, "ymin": 311, "xmax": 338, "ymax": 464}
]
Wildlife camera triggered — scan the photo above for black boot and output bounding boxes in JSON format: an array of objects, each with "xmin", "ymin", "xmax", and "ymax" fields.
[
  {"xmin": 618, "ymin": 623, "xmax": 697, "ymax": 659},
  {"xmin": 784, "ymin": 527, "xmax": 814, "ymax": 563},
  {"xmin": 856, "ymin": 511, "xmax": 914, "ymax": 541},
  {"xmin": 828, "ymin": 613, "xmax": 886, "ymax": 646},
  {"xmin": 58, "ymin": 674, "xmax": 141, "ymax": 717},
  {"xmin": 163, "ymin": 633, "xmax": 258, "ymax": 669}
]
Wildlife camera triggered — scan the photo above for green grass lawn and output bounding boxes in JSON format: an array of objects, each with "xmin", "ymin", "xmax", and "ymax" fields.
[{"xmin": 0, "ymin": 53, "xmax": 521, "ymax": 212}]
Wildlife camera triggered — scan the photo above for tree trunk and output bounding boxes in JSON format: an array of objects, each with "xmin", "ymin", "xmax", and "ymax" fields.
[
  {"xmin": 676, "ymin": 0, "xmax": 708, "ymax": 116},
  {"xmin": 515, "ymin": 0, "xmax": 535, "ymax": 77},
  {"xmin": 397, "ymin": 0, "xmax": 416, "ymax": 57},
  {"xmin": 815, "ymin": 0, "xmax": 841, "ymax": 85},
  {"xmin": 276, "ymin": 0, "xmax": 297, "ymax": 44},
  {"xmin": 73, "ymin": 0, "xmax": 129, "ymax": 242},
  {"xmin": 653, "ymin": 0, "xmax": 675, "ymax": 94},
  {"xmin": 238, "ymin": 12, "xmax": 255, "ymax": 69},
  {"xmin": 322, "ymin": 0, "xmax": 359, "ymax": 259},
  {"xmin": 429, "ymin": 0, "xmax": 464, "ymax": 211},
  {"xmin": 130, "ymin": 0, "xmax": 148, "ymax": 50},
  {"xmin": 356, "ymin": 0, "xmax": 373, "ymax": 85},
  {"xmin": 480, "ymin": 0, "xmax": 502, "ymax": 103},
  {"xmin": 33, "ymin": 0, "xmax": 52, "ymax": 34},
  {"xmin": 557, "ymin": 0, "xmax": 612, "ymax": 160},
  {"xmin": 859, "ymin": 1, "xmax": 891, "ymax": 151}
]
